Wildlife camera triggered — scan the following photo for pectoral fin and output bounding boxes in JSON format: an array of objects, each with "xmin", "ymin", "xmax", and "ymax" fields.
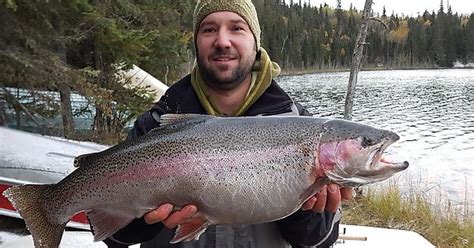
[{"xmin": 170, "ymin": 217, "xmax": 211, "ymax": 244}]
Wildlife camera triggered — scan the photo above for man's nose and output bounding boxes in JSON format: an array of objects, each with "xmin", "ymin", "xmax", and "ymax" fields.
[{"xmin": 214, "ymin": 30, "xmax": 232, "ymax": 49}]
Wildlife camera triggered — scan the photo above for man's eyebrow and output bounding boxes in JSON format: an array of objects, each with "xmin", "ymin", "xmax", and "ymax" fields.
[
  {"xmin": 229, "ymin": 19, "xmax": 249, "ymax": 26},
  {"xmin": 200, "ymin": 19, "xmax": 249, "ymax": 28},
  {"xmin": 199, "ymin": 20, "xmax": 215, "ymax": 27}
]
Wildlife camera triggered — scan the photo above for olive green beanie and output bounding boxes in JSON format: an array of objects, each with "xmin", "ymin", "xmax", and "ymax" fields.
[{"xmin": 193, "ymin": 0, "xmax": 261, "ymax": 51}]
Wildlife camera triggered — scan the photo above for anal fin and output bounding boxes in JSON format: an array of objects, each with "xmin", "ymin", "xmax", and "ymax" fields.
[
  {"xmin": 86, "ymin": 208, "xmax": 135, "ymax": 241},
  {"xmin": 170, "ymin": 216, "xmax": 211, "ymax": 244}
]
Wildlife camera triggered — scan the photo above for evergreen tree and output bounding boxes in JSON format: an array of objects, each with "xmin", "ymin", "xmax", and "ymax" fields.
[
  {"xmin": 1, "ymin": 0, "xmax": 472, "ymax": 141},
  {"xmin": 465, "ymin": 14, "xmax": 474, "ymax": 62}
]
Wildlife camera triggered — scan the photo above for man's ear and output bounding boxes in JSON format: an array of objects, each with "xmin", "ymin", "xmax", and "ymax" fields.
[{"xmin": 252, "ymin": 50, "xmax": 262, "ymax": 71}]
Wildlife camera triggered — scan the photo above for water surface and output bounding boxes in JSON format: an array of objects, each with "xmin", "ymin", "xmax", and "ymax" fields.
[{"xmin": 278, "ymin": 69, "xmax": 474, "ymax": 209}]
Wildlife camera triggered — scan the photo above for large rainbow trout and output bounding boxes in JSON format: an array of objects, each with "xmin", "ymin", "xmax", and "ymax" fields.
[{"xmin": 4, "ymin": 114, "xmax": 409, "ymax": 247}]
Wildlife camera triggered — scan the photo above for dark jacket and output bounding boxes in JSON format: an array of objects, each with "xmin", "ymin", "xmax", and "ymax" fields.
[{"xmin": 104, "ymin": 75, "xmax": 340, "ymax": 248}]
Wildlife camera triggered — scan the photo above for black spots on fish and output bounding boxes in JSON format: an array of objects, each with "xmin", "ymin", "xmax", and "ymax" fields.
[
  {"xmin": 326, "ymin": 127, "xmax": 355, "ymax": 141},
  {"xmin": 297, "ymin": 144, "xmax": 313, "ymax": 157},
  {"xmin": 321, "ymin": 119, "xmax": 386, "ymax": 145}
]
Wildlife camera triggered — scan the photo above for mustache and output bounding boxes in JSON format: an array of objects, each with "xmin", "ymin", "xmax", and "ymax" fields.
[{"xmin": 210, "ymin": 48, "xmax": 238, "ymax": 59}]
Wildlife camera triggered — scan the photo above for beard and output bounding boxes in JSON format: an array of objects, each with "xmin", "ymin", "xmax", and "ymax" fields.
[{"xmin": 197, "ymin": 48, "xmax": 255, "ymax": 91}]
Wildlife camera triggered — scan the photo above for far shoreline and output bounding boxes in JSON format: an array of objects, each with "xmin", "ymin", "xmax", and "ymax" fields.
[{"xmin": 279, "ymin": 65, "xmax": 474, "ymax": 76}]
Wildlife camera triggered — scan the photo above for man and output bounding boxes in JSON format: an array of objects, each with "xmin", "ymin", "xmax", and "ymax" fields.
[{"xmin": 104, "ymin": 0, "xmax": 351, "ymax": 247}]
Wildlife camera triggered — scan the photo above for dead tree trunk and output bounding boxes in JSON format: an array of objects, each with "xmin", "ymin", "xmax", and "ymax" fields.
[{"xmin": 344, "ymin": 0, "xmax": 373, "ymax": 120}]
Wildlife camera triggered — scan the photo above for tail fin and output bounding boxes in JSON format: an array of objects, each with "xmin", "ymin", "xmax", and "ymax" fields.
[{"xmin": 3, "ymin": 185, "xmax": 66, "ymax": 248}]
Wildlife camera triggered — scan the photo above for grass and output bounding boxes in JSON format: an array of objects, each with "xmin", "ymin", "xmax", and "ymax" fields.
[{"xmin": 341, "ymin": 183, "xmax": 474, "ymax": 247}]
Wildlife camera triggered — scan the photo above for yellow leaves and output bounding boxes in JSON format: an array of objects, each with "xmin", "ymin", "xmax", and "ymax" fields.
[
  {"xmin": 282, "ymin": 16, "xmax": 289, "ymax": 26},
  {"xmin": 461, "ymin": 16, "xmax": 470, "ymax": 26},
  {"xmin": 340, "ymin": 34, "xmax": 351, "ymax": 42},
  {"xmin": 388, "ymin": 21, "xmax": 409, "ymax": 43},
  {"xmin": 321, "ymin": 43, "xmax": 331, "ymax": 52},
  {"xmin": 179, "ymin": 31, "xmax": 193, "ymax": 45},
  {"xmin": 423, "ymin": 20, "xmax": 432, "ymax": 27},
  {"xmin": 4, "ymin": 0, "xmax": 18, "ymax": 11},
  {"xmin": 340, "ymin": 48, "xmax": 346, "ymax": 57}
]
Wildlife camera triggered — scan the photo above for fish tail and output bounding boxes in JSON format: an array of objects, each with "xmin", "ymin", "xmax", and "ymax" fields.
[{"xmin": 3, "ymin": 184, "xmax": 66, "ymax": 248}]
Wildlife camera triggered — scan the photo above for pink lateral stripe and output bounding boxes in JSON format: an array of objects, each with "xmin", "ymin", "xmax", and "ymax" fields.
[{"xmin": 96, "ymin": 147, "xmax": 304, "ymax": 186}]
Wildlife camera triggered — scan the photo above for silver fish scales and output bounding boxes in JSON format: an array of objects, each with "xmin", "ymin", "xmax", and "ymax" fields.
[{"xmin": 4, "ymin": 114, "xmax": 409, "ymax": 247}]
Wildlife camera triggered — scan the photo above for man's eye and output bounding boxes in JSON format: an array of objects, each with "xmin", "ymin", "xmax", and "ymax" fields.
[
  {"xmin": 202, "ymin": 28, "xmax": 215, "ymax": 33},
  {"xmin": 232, "ymin": 26, "xmax": 244, "ymax": 31}
]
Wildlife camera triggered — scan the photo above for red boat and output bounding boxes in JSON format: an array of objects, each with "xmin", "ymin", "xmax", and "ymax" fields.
[{"xmin": 0, "ymin": 126, "xmax": 109, "ymax": 230}]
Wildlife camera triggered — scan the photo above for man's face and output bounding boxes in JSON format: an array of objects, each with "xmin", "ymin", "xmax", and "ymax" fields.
[{"xmin": 196, "ymin": 11, "xmax": 257, "ymax": 91}]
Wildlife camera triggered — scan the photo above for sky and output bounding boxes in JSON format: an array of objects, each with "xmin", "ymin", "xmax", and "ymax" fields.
[{"xmin": 306, "ymin": 0, "xmax": 474, "ymax": 16}]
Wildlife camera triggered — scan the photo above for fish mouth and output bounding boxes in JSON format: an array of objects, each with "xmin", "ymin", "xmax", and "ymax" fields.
[{"xmin": 366, "ymin": 140, "xmax": 406, "ymax": 171}]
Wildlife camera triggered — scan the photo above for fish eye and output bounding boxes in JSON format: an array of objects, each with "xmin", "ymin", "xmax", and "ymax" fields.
[{"xmin": 362, "ymin": 137, "xmax": 376, "ymax": 147}]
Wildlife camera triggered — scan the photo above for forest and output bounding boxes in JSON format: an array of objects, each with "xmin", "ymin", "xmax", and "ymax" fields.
[{"xmin": 1, "ymin": 0, "xmax": 473, "ymax": 142}]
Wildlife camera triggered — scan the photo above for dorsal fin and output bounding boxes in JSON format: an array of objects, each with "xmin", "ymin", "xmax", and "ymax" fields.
[
  {"xmin": 159, "ymin": 114, "xmax": 215, "ymax": 126},
  {"xmin": 73, "ymin": 152, "xmax": 98, "ymax": 168},
  {"xmin": 147, "ymin": 114, "xmax": 216, "ymax": 136}
]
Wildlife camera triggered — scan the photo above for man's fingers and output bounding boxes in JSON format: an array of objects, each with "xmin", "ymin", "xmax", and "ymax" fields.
[
  {"xmin": 144, "ymin": 203, "xmax": 173, "ymax": 224},
  {"xmin": 162, "ymin": 205, "xmax": 198, "ymax": 229},
  {"xmin": 312, "ymin": 185, "xmax": 327, "ymax": 213},
  {"xmin": 301, "ymin": 196, "xmax": 317, "ymax": 211},
  {"xmin": 325, "ymin": 184, "xmax": 341, "ymax": 213},
  {"xmin": 341, "ymin": 187, "xmax": 353, "ymax": 201}
]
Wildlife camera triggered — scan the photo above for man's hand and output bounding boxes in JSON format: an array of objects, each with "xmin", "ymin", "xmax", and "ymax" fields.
[
  {"xmin": 301, "ymin": 184, "xmax": 352, "ymax": 213},
  {"xmin": 144, "ymin": 203, "xmax": 198, "ymax": 229}
]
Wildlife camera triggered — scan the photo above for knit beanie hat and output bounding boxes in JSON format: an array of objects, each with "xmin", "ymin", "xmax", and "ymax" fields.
[{"xmin": 193, "ymin": 0, "xmax": 261, "ymax": 51}]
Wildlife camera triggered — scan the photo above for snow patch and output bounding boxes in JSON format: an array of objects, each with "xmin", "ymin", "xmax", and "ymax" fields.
[
  {"xmin": 0, "ymin": 231, "xmax": 140, "ymax": 248},
  {"xmin": 0, "ymin": 127, "xmax": 109, "ymax": 183},
  {"xmin": 453, "ymin": 61, "xmax": 474, "ymax": 68}
]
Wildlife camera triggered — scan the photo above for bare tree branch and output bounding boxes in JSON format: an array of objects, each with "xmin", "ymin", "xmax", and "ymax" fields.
[
  {"xmin": 281, "ymin": 35, "xmax": 289, "ymax": 54},
  {"xmin": 368, "ymin": 17, "xmax": 390, "ymax": 30},
  {"xmin": 1, "ymin": 87, "xmax": 42, "ymax": 127}
]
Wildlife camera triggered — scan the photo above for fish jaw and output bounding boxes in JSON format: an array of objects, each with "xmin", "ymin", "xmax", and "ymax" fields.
[{"xmin": 317, "ymin": 132, "xmax": 409, "ymax": 187}]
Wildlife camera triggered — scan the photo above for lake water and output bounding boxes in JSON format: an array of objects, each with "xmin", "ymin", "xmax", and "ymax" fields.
[{"xmin": 278, "ymin": 69, "xmax": 474, "ymax": 210}]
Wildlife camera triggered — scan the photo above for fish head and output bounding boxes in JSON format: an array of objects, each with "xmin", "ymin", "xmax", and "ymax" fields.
[{"xmin": 317, "ymin": 119, "xmax": 409, "ymax": 187}]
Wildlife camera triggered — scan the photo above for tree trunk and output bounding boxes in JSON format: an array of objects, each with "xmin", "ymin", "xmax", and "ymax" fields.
[
  {"xmin": 93, "ymin": 37, "xmax": 106, "ymax": 133},
  {"xmin": 344, "ymin": 0, "xmax": 373, "ymax": 120},
  {"xmin": 54, "ymin": 11, "xmax": 76, "ymax": 138},
  {"xmin": 15, "ymin": 88, "xmax": 21, "ymax": 127},
  {"xmin": 58, "ymin": 84, "xmax": 75, "ymax": 138},
  {"xmin": 0, "ymin": 99, "xmax": 6, "ymax": 126},
  {"xmin": 93, "ymin": 107, "xmax": 104, "ymax": 132}
]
